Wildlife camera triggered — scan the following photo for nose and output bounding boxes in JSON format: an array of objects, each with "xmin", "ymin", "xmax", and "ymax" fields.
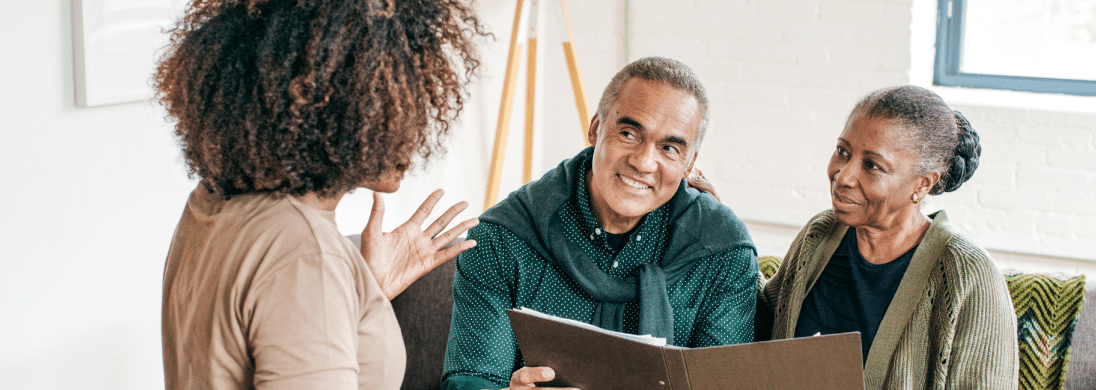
[
  {"xmin": 630, "ymin": 144, "xmax": 659, "ymax": 174},
  {"xmin": 831, "ymin": 161, "xmax": 857, "ymax": 188}
]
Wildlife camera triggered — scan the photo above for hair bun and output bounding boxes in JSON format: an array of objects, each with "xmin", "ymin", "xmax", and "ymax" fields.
[{"xmin": 938, "ymin": 110, "xmax": 981, "ymax": 193}]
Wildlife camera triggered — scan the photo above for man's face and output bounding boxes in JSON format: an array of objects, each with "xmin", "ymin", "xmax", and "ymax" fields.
[{"xmin": 586, "ymin": 77, "xmax": 701, "ymax": 233}]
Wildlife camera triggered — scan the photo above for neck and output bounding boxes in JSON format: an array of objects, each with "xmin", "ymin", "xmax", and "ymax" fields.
[
  {"xmin": 854, "ymin": 208, "xmax": 930, "ymax": 264},
  {"xmin": 298, "ymin": 191, "xmax": 346, "ymax": 211},
  {"xmin": 586, "ymin": 171, "xmax": 641, "ymax": 234}
]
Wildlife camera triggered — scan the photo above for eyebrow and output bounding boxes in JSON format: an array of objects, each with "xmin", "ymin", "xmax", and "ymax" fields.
[
  {"xmin": 617, "ymin": 116, "xmax": 690, "ymax": 149},
  {"xmin": 616, "ymin": 116, "xmax": 644, "ymax": 131},
  {"xmin": 665, "ymin": 135, "xmax": 689, "ymax": 149},
  {"xmin": 837, "ymin": 137, "xmax": 890, "ymax": 162}
]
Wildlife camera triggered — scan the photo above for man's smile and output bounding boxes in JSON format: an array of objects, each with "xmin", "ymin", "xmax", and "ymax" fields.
[{"xmin": 618, "ymin": 173, "xmax": 653, "ymax": 191}]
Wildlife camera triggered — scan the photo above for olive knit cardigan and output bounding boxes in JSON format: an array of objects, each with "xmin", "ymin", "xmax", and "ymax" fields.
[{"xmin": 757, "ymin": 210, "xmax": 1018, "ymax": 390}]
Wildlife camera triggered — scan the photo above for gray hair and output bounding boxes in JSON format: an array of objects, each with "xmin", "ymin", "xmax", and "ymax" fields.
[
  {"xmin": 596, "ymin": 57, "xmax": 710, "ymax": 152},
  {"xmin": 848, "ymin": 85, "xmax": 981, "ymax": 195}
]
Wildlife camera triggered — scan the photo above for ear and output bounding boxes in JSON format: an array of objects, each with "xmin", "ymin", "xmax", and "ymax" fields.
[
  {"xmin": 586, "ymin": 114, "xmax": 601, "ymax": 146},
  {"xmin": 685, "ymin": 148, "xmax": 699, "ymax": 174},
  {"xmin": 914, "ymin": 172, "xmax": 939, "ymax": 200}
]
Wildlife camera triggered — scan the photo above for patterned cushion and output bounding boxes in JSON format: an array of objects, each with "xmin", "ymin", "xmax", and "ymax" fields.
[
  {"xmin": 758, "ymin": 255, "xmax": 782, "ymax": 282},
  {"xmin": 757, "ymin": 256, "xmax": 1088, "ymax": 390},
  {"xmin": 1005, "ymin": 272, "xmax": 1087, "ymax": 390}
]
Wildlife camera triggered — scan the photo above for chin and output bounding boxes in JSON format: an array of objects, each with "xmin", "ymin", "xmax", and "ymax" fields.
[
  {"xmin": 831, "ymin": 207, "xmax": 863, "ymax": 227},
  {"xmin": 363, "ymin": 181, "xmax": 401, "ymax": 193},
  {"xmin": 610, "ymin": 200, "xmax": 655, "ymax": 220}
]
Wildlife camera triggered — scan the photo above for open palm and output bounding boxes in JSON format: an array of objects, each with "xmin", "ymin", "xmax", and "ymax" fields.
[{"xmin": 360, "ymin": 189, "xmax": 479, "ymax": 300}]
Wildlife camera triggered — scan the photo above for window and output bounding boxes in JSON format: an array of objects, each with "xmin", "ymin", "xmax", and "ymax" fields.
[{"xmin": 934, "ymin": 0, "xmax": 1096, "ymax": 96}]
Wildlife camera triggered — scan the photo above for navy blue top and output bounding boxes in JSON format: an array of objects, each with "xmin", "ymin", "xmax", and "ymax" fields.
[
  {"xmin": 795, "ymin": 228, "xmax": 915, "ymax": 363},
  {"xmin": 605, "ymin": 231, "xmax": 630, "ymax": 255}
]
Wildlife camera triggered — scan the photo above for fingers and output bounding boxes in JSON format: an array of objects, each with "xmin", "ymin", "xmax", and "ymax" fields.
[
  {"xmin": 433, "ymin": 217, "xmax": 480, "ymax": 250},
  {"xmin": 510, "ymin": 367, "xmax": 553, "ymax": 387},
  {"xmin": 687, "ymin": 167, "xmax": 706, "ymax": 183},
  {"xmin": 435, "ymin": 238, "xmax": 477, "ymax": 264},
  {"xmin": 363, "ymin": 192, "xmax": 385, "ymax": 237},
  {"xmin": 409, "ymin": 189, "xmax": 445, "ymax": 226},
  {"xmin": 424, "ymin": 200, "xmax": 469, "ymax": 238},
  {"xmin": 685, "ymin": 167, "xmax": 721, "ymax": 202}
]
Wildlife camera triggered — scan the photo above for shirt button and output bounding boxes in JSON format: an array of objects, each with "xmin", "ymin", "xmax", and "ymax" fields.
[
  {"xmin": 635, "ymin": 235, "xmax": 642, "ymax": 242},
  {"xmin": 612, "ymin": 260, "xmax": 619, "ymax": 268},
  {"xmin": 589, "ymin": 234, "xmax": 595, "ymax": 241},
  {"xmin": 594, "ymin": 228, "xmax": 602, "ymax": 235}
]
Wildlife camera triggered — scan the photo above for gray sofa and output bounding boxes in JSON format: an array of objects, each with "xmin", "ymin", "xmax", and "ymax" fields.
[
  {"xmin": 1067, "ymin": 288, "xmax": 1095, "ymax": 390},
  {"xmin": 355, "ymin": 234, "xmax": 1095, "ymax": 390}
]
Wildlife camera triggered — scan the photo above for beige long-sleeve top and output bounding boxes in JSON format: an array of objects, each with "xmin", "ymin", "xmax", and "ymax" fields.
[
  {"xmin": 758, "ymin": 210, "xmax": 1018, "ymax": 390},
  {"xmin": 162, "ymin": 187, "xmax": 405, "ymax": 390}
]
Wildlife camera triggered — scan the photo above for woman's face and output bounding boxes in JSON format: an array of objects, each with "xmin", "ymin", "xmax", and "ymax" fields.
[
  {"xmin": 361, "ymin": 170, "xmax": 404, "ymax": 193},
  {"xmin": 827, "ymin": 114, "xmax": 932, "ymax": 229}
]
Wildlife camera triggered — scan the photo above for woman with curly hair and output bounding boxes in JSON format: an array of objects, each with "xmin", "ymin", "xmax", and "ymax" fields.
[
  {"xmin": 752, "ymin": 85, "xmax": 1018, "ymax": 389},
  {"xmin": 157, "ymin": 0, "xmax": 486, "ymax": 388}
]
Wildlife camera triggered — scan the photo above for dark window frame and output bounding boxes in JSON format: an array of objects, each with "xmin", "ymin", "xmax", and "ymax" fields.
[{"xmin": 933, "ymin": 0, "xmax": 1096, "ymax": 96}]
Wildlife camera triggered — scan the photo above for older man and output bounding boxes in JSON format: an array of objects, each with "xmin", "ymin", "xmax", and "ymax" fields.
[{"xmin": 441, "ymin": 57, "xmax": 757, "ymax": 389}]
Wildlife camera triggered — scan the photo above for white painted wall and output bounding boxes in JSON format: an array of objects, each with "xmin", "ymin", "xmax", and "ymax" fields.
[
  {"xmin": 0, "ymin": 2, "xmax": 193, "ymax": 389},
  {"xmin": 0, "ymin": 0, "xmax": 620, "ymax": 389}
]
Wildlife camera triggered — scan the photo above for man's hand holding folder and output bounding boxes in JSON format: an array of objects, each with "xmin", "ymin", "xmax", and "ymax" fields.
[{"xmin": 502, "ymin": 367, "xmax": 578, "ymax": 390}]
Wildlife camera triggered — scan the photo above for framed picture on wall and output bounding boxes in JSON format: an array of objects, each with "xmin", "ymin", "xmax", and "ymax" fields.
[{"xmin": 72, "ymin": 0, "xmax": 187, "ymax": 107}]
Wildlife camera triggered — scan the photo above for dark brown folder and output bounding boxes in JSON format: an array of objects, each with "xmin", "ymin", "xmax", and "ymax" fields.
[{"xmin": 507, "ymin": 309, "xmax": 864, "ymax": 389}]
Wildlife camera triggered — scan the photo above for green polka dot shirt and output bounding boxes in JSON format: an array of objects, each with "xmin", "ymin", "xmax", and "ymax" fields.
[{"xmin": 440, "ymin": 168, "xmax": 758, "ymax": 390}]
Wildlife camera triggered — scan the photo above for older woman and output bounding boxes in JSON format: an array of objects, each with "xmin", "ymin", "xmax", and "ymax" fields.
[
  {"xmin": 755, "ymin": 86, "xmax": 1018, "ymax": 389},
  {"xmin": 156, "ymin": 0, "xmax": 485, "ymax": 389}
]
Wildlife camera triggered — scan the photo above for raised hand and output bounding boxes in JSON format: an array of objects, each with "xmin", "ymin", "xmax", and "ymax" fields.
[{"xmin": 360, "ymin": 189, "xmax": 479, "ymax": 300}]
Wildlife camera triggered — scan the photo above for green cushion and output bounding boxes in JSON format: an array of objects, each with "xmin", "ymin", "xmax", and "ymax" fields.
[
  {"xmin": 1005, "ymin": 272, "xmax": 1086, "ymax": 390},
  {"xmin": 758, "ymin": 256, "xmax": 782, "ymax": 281},
  {"xmin": 757, "ymin": 256, "xmax": 1087, "ymax": 390}
]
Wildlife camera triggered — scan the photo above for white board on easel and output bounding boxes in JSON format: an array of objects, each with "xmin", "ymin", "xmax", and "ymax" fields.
[{"xmin": 72, "ymin": 0, "xmax": 186, "ymax": 107}]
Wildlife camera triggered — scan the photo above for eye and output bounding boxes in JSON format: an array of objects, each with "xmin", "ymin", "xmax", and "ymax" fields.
[
  {"xmin": 835, "ymin": 146, "xmax": 849, "ymax": 157},
  {"xmin": 864, "ymin": 160, "xmax": 881, "ymax": 171},
  {"xmin": 619, "ymin": 130, "xmax": 637, "ymax": 140},
  {"xmin": 663, "ymin": 144, "xmax": 680, "ymax": 155}
]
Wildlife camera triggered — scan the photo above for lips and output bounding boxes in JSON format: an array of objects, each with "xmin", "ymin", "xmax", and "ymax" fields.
[
  {"xmin": 831, "ymin": 191, "xmax": 861, "ymax": 206},
  {"xmin": 617, "ymin": 174, "xmax": 652, "ymax": 190}
]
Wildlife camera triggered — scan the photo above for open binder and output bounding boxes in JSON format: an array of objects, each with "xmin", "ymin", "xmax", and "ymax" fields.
[{"xmin": 507, "ymin": 308, "xmax": 864, "ymax": 389}]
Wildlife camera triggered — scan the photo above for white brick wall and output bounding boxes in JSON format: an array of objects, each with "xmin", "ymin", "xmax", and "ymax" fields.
[
  {"xmin": 466, "ymin": 0, "xmax": 1095, "ymax": 277},
  {"xmin": 617, "ymin": 0, "xmax": 1096, "ymax": 274}
]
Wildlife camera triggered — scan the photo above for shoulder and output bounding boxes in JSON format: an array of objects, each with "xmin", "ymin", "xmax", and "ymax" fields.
[
  {"xmin": 801, "ymin": 210, "xmax": 839, "ymax": 239},
  {"xmin": 925, "ymin": 212, "xmax": 1007, "ymax": 296},
  {"xmin": 785, "ymin": 210, "xmax": 840, "ymax": 258},
  {"xmin": 479, "ymin": 148, "xmax": 588, "ymax": 229},
  {"xmin": 466, "ymin": 221, "xmax": 526, "ymax": 245},
  {"xmin": 235, "ymin": 195, "xmax": 359, "ymax": 270},
  {"xmin": 455, "ymin": 222, "xmax": 542, "ymax": 289},
  {"xmin": 666, "ymin": 186, "xmax": 755, "ymax": 255},
  {"xmin": 773, "ymin": 210, "xmax": 844, "ymax": 281},
  {"xmin": 930, "ymin": 212, "xmax": 996, "ymax": 273},
  {"xmin": 706, "ymin": 246, "xmax": 760, "ymax": 279},
  {"xmin": 459, "ymin": 221, "xmax": 535, "ymax": 265}
]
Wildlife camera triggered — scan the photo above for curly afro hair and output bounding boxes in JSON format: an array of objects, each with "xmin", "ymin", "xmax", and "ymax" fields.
[{"xmin": 155, "ymin": 0, "xmax": 487, "ymax": 198}]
